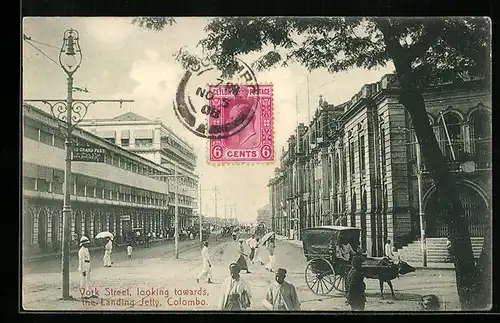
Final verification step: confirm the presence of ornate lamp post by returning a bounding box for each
[24,29,133,300]
[59,29,82,300]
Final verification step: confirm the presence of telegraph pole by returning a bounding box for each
[174,165,179,259]
[214,185,218,241]
[224,198,227,227]
[149,165,187,259]
[24,29,133,300]
[199,181,202,244]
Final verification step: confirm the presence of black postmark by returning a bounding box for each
[172,47,260,140]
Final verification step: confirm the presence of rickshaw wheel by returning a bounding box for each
[304,258,336,296]
[333,273,346,292]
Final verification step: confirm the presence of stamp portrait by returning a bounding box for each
[208,84,274,163]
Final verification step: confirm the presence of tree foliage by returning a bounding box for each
[132,17,176,32]
[133,17,492,310]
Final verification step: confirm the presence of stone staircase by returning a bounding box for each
[396,237,484,266]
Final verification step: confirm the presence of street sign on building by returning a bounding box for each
[120,215,131,221]
[72,145,106,162]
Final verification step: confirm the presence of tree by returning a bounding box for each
[133,17,491,310]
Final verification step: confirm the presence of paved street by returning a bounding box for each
[22,235,460,311]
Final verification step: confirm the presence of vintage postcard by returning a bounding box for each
[21,17,492,312]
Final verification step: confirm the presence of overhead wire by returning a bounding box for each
[23,37,60,68]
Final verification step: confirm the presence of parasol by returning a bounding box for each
[260,231,275,245]
[95,231,114,240]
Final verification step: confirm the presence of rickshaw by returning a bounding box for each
[302,226,361,296]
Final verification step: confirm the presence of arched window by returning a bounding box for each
[351,190,357,227]
[470,109,492,167]
[327,156,332,189]
[334,152,340,187]
[438,112,463,161]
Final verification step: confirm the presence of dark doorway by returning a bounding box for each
[360,189,367,251]
[425,184,488,237]
[52,210,60,251]
[350,191,357,227]
[38,209,47,249]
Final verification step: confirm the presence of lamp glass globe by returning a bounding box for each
[62,53,78,70]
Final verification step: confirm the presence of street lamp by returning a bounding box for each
[24,29,133,300]
[59,29,82,300]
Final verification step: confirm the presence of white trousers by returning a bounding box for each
[79,270,94,295]
[103,250,112,266]
[253,248,263,264]
[198,262,213,280]
[265,255,276,271]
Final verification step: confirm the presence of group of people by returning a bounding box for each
[78,230,442,311]
[196,234,300,311]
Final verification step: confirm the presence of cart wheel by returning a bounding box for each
[304,258,336,296]
[333,274,346,292]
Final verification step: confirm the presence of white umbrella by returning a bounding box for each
[95,231,114,240]
[260,231,275,245]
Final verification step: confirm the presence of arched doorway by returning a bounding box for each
[38,209,47,249]
[424,183,488,237]
[84,211,91,239]
[51,209,60,251]
[74,209,83,246]
[470,109,492,167]
[360,189,367,251]
[23,207,33,248]
[350,190,357,227]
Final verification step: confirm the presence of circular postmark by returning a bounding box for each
[173,50,260,140]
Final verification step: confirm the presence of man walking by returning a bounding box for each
[384,239,394,260]
[246,234,258,264]
[236,239,251,273]
[78,236,97,298]
[265,236,276,272]
[218,263,252,310]
[103,237,113,267]
[254,237,265,265]
[263,268,301,310]
[345,255,366,311]
[197,241,213,284]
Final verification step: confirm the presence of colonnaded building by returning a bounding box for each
[22,105,198,257]
[268,74,491,260]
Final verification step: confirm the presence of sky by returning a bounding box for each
[22,17,395,224]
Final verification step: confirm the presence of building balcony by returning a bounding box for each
[23,190,170,211]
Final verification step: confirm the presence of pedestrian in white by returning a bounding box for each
[197,241,213,283]
[78,236,97,298]
[384,239,394,260]
[126,244,133,258]
[103,237,113,267]
[254,237,265,265]
[246,235,258,264]
[265,237,276,272]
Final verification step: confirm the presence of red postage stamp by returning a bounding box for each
[208,84,274,163]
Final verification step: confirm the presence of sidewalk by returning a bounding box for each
[276,234,455,270]
[25,238,174,262]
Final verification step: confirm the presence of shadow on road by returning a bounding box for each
[365,292,423,301]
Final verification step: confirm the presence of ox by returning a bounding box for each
[360,257,416,299]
